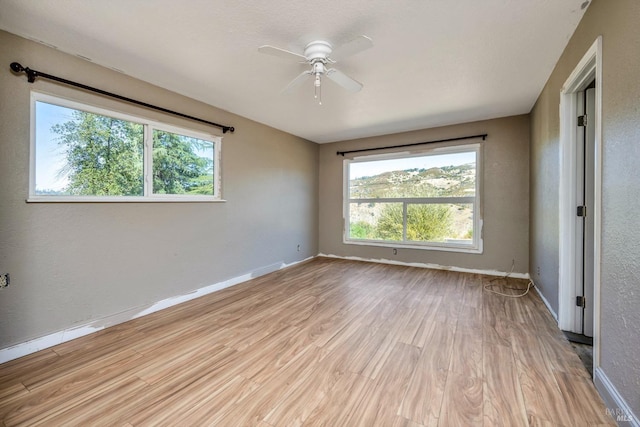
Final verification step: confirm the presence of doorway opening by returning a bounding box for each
[558,37,602,376]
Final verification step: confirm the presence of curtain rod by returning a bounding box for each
[9,62,235,134]
[336,133,487,156]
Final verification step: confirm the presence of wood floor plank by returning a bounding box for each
[398,322,456,426]
[135,343,230,385]
[262,346,347,425]
[342,342,421,427]
[242,325,314,384]
[170,376,261,426]
[0,350,59,384]
[449,330,482,377]
[458,305,482,331]
[302,372,374,427]
[0,350,145,422]
[129,375,259,426]
[0,384,29,411]
[439,371,483,426]
[26,377,149,427]
[393,416,427,427]
[536,332,593,379]
[510,328,572,425]
[0,258,614,426]
[213,345,324,426]
[398,296,442,347]
[483,294,513,347]
[482,343,528,427]
[553,372,616,426]
[527,414,563,426]
[4,373,146,426]
[360,309,417,380]
[343,327,390,375]
[124,347,243,425]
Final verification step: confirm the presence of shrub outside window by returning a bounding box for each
[344,143,482,253]
[30,92,222,202]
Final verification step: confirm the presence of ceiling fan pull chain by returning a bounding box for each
[314,73,322,105]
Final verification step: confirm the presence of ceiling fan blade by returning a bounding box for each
[330,35,373,61]
[282,70,312,94]
[326,68,363,93]
[258,45,307,62]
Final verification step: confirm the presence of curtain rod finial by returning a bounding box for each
[10,62,37,82]
[10,62,24,73]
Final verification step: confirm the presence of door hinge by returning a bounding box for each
[576,295,586,308]
[577,205,587,217]
[578,115,588,127]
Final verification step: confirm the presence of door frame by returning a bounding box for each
[558,36,602,368]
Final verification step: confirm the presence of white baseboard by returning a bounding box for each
[594,367,639,426]
[0,256,314,364]
[532,279,558,320]
[317,253,531,279]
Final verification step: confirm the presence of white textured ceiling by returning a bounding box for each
[0,0,589,143]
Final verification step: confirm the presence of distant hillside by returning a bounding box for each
[350,163,476,199]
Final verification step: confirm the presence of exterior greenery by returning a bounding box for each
[350,203,453,242]
[48,109,214,196]
[52,111,144,196]
[152,129,213,195]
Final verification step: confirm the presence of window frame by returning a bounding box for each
[343,142,483,253]
[28,91,223,203]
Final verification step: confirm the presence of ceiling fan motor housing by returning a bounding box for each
[304,40,332,62]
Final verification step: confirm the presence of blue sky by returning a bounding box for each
[35,101,73,191]
[350,151,475,179]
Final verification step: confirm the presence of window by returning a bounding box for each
[344,143,482,252]
[30,92,222,201]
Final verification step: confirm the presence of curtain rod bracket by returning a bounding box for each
[9,62,235,134]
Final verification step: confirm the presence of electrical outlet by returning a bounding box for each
[297,244,300,252]
[536,266,541,276]
[0,273,9,289]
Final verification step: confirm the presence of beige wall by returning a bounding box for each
[0,30,319,348]
[530,0,640,416]
[319,115,530,273]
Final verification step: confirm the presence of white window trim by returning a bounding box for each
[28,91,224,203]
[343,142,483,253]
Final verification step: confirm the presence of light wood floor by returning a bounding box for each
[0,257,614,426]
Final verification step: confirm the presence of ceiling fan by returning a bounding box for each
[258,35,373,104]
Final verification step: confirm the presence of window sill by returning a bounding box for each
[27,196,226,203]
[344,239,483,254]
